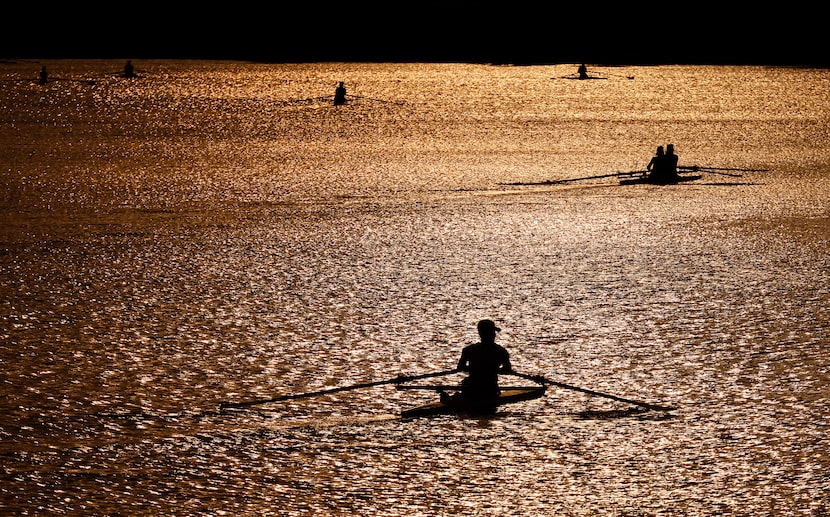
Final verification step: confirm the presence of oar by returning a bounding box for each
[502,170,647,186]
[349,94,405,105]
[680,165,769,172]
[548,172,628,184]
[600,71,635,80]
[276,95,335,106]
[680,165,768,175]
[679,166,742,177]
[219,369,458,409]
[510,372,676,411]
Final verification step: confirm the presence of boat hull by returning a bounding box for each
[559,76,607,80]
[401,386,546,418]
[619,174,702,185]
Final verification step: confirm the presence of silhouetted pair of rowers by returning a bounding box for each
[646,144,679,181]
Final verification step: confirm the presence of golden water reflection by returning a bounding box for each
[1,61,829,516]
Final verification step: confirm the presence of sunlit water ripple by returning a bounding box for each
[1,60,829,515]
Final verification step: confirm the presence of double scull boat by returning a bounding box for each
[618,173,703,185]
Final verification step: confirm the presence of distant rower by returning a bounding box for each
[334,81,347,105]
[665,144,679,177]
[646,143,680,181]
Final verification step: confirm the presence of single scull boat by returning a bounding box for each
[399,385,547,418]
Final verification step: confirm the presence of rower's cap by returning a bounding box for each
[477,319,501,332]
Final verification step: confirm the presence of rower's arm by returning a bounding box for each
[500,352,513,373]
[457,350,469,372]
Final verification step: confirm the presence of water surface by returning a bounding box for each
[1,60,829,515]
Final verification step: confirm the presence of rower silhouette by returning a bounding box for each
[664,144,679,178]
[646,144,680,182]
[334,81,347,105]
[647,146,665,179]
[38,66,48,85]
[124,60,136,78]
[444,319,513,406]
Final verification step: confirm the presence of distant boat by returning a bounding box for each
[555,73,634,81]
[501,170,704,187]
[560,75,607,80]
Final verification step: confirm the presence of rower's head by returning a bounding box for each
[477,319,500,342]
[656,146,664,155]
[666,144,675,154]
